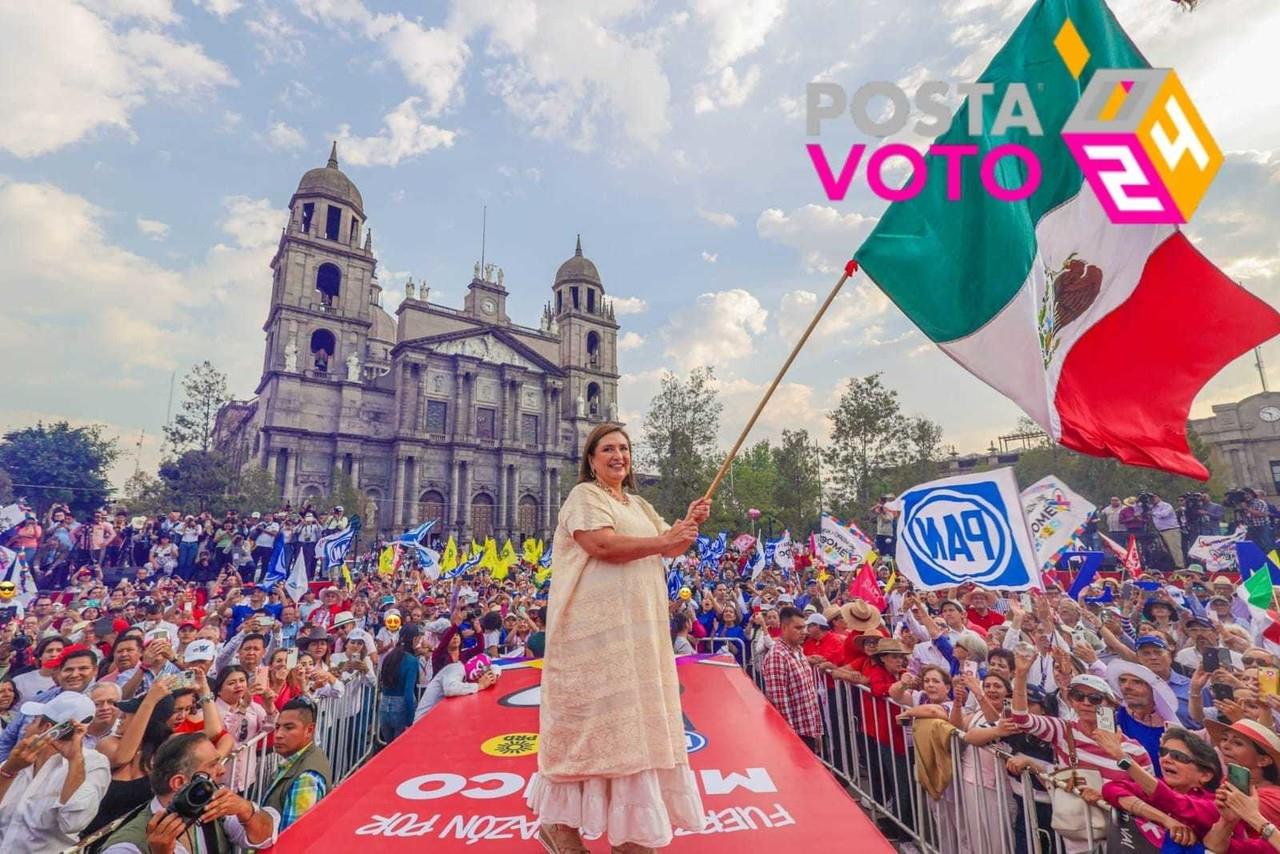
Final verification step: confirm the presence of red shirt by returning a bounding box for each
[861,662,908,753]
[966,607,1004,631]
[842,626,890,674]
[803,631,847,668]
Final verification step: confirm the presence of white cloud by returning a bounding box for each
[265,120,306,151]
[693,0,786,69]
[756,204,877,274]
[135,215,169,240]
[693,64,762,113]
[608,296,648,316]
[0,0,234,158]
[457,2,672,150]
[617,331,645,351]
[246,5,306,65]
[697,208,738,229]
[193,0,242,18]
[701,251,718,263]
[221,110,243,130]
[776,285,891,346]
[219,196,286,249]
[296,0,469,116]
[662,289,767,367]
[332,98,456,167]
[715,376,833,446]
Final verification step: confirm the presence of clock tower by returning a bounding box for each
[464,263,509,325]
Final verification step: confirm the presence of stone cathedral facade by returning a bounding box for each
[214,146,620,540]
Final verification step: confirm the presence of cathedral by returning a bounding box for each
[214,145,620,540]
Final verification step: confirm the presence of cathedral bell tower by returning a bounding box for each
[551,236,620,451]
[262,142,377,384]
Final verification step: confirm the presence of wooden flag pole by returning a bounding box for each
[703,260,859,501]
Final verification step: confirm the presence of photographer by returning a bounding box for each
[98,732,278,854]
[1148,492,1185,569]
[869,494,899,557]
[0,692,110,852]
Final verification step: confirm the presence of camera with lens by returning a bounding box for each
[1136,492,1153,510]
[1224,488,1248,508]
[167,772,218,822]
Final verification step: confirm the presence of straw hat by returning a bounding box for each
[840,600,884,633]
[1205,718,1280,771]
[870,638,909,658]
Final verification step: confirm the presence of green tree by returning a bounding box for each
[771,429,822,535]
[322,469,364,519]
[638,367,722,521]
[164,361,230,454]
[707,440,778,533]
[156,450,238,513]
[0,421,118,516]
[230,467,282,515]
[120,470,168,517]
[0,467,12,504]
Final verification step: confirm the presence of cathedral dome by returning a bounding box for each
[295,142,364,214]
[370,305,396,343]
[554,235,601,286]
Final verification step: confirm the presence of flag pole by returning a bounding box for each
[703,260,859,501]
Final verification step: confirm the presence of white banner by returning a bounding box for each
[815,513,876,569]
[1019,475,1096,575]
[0,504,25,532]
[888,467,1041,591]
[1189,528,1247,573]
[773,531,794,571]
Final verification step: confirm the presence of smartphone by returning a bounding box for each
[144,628,168,644]
[962,660,979,679]
[1095,705,1116,733]
[1260,667,1280,696]
[1228,762,1252,794]
[175,669,198,691]
[1202,647,1222,672]
[1212,682,1236,701]
[286,649,299,669]
[1019,593,1033,611]
[33,719,76,747]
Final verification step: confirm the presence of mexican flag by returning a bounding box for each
[854,0,1280,479]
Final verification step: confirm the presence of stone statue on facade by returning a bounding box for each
[575,394,586,417]
[496,267,504,286]
[283,339,298,372]
[346,352,361,381]
[404,277,416,300]
[608,401,618,422]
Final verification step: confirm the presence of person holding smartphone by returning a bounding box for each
[1203,718,1280,850]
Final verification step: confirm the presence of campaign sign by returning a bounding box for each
[890,467,1041,591]
[278,655,889,852]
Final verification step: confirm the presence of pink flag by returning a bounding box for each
[848,561,885,611]
[733,533,756,553]
[1122,535,1143,579]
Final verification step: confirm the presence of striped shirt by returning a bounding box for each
[761,641,822,739]
[1010,711,1153,780]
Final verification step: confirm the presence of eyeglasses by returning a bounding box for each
[1159,746,1197,765]
[1244,656,1270,667]
[1068,689,1107,706]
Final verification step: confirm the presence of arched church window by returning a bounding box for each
[310,329,336,373]
[325,205,342,241]
[586,331,600,367]
[316,264,341,307]
[587,382,600,417]
[587,288,596,313]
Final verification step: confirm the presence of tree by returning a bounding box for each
[230,467,281,515]
[0,421,118,516]
[156,450,238,513]
[0,467,12,505]
[707,440,779,533]
[638,367,723,521]
[322,469,364,520]
[121,471,168,517]
[164,361,230,454]
[771,429,822,535]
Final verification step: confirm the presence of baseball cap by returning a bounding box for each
[20,691,95,725]
[183,639,216,662]
[805,613,829,628]
[179,621,198,631]
[1135,635,1168,650]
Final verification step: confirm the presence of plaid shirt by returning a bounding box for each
[761,640,822,738]
[272,748,329,830]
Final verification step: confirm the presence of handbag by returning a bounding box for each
[1049,726,1110,842]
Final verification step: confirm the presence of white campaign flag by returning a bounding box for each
[888,467,1041,591]
[749,536,767,581]
[284,550,309,602]
[1019,475,1096,575]
[815,513,876,569]
[1189,527,1248,573]
[773,530,795,571]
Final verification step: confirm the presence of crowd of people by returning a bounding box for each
[1,480,1279,852]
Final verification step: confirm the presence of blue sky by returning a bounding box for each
[1,0,1278,487]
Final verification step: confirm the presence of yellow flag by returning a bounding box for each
[818,568,830,583]
[866,550,879,566]
[441,536,458,572]
[534,565,551,587]
[341,563,353,589]
[885,569,898,594]
[480,538,500,572]
[378,545,397,577]
[1269,549,1280,569]
[522,538,540,564]
[500,539,517,567]
[471,540,483,557]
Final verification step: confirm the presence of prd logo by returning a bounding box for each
[1055,18,1222,223]
[900,482,1025,586]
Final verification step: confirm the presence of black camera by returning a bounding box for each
[1136,492,1153,510]
[1224,488,1248,508]
[167,772,218,822]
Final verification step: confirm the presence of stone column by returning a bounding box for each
[266,446,278,479]
[350,455,361,489]
[507,466,517,530]
[416,364,428,433]
[449,363,463,440]
[392,455,406,529]
[458,463,471,534]
[448,458,460,531]
[283,450,297,505]
[541,467,552,535]
[465,373,477,436]
[496,458,507,539]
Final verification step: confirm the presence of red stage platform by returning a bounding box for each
[277,655,892,851]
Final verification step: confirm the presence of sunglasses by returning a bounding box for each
[1068,689,1107,706]
[1159,746,1198,765]
[1244,656,1270,667]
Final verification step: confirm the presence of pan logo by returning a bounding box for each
[685,730,707,755]
[900,482,1024,586]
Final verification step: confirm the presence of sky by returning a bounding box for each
[1,0,1278,489]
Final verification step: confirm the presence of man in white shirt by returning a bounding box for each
[1149,492,1185,569]
[1100,496,1126,533]
[0,691,110,854]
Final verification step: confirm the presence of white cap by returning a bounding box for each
[805,613,830,628]
[21,691,95,725]
[183,639,217,662]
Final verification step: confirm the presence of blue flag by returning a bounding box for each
[1083,588,1114,606]
[398,519,437,545]
[667,566,683,601]
[539,543,553,569]
[444,550,482,580]
[1064,551,1104,599]
[318,525,357,574]
[260,536,287,588]
[1236,542,1280,585]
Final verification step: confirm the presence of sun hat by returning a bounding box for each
[1105,659,1178,721]
[1204,718,1280,771]
[1068,673,1118,703]
[840,600,884,633]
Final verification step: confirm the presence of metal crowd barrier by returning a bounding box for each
[788,664,1107,853]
